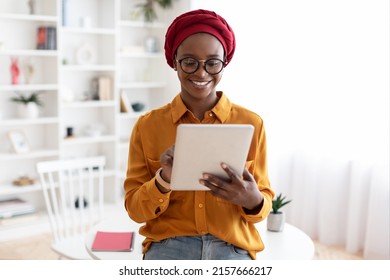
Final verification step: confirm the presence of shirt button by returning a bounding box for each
[158,199,164,203]
[209,113,213,117]
[198,203,203,208]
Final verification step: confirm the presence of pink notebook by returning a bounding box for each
[91,231,134,251]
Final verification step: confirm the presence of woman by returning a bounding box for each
[124,9,274,260]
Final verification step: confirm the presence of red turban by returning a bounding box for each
[164,9,236,68]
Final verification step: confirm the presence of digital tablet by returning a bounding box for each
[170,124,254,191]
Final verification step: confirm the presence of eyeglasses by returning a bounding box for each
[176,57,226,75]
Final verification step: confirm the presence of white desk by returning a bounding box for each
[85,208,314,260]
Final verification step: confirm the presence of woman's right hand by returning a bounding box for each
[159,144,175,183]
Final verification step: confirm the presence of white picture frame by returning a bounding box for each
[8,130,30,154]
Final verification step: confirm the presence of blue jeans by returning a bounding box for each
[143,234,252,260]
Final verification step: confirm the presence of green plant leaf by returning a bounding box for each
[271,193,292,213]
[136,0,174,22]
[10,92,43,106]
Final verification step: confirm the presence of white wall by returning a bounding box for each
[190,0,388,162]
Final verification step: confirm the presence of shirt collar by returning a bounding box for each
[171,94,188,123]
[171,92,232,124]
[211,92,231,123]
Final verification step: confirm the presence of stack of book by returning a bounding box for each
[0,198,36,219]
[36,26,57,50]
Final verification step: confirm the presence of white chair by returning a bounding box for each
[36,156,106,259]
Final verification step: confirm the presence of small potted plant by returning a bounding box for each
[135,0,173,22]
[267,193,292,232]
[10,92,43,119]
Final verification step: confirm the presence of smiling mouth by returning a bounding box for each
[191,80,211,86]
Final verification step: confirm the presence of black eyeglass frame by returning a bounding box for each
[175,57,226,75]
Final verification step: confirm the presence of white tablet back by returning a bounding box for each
[170,124,254,191]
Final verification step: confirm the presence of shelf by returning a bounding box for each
[0,13,57,22]
[62,27,116,35]
[62,100,115,108]
[119,82,165,89]
[0,117,58,126]
[62,135,116,145]
[119,20,166,29]
[0,170,118,197]
[0,150,59,161]
[0,84,58,92]
[0,183,42,196]
[0,212,50,242]
[61,65,116,71]
[0,49,57,57]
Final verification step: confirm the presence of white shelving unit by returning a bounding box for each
[0,0,60,240]
[0,0,188,241]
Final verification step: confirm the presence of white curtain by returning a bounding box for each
[268,152,389,259]
[191,0,390,259]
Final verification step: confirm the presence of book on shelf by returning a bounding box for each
[91,231,134,252]
[120,92,131,113]
[0,198,36,219]
[98,76,112,100]
[91,76,112,101]
[36,26,57,50]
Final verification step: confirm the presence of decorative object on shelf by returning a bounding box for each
[136,0,174,22]
[23,59,34,84]
[65,127,75,139]
[61,87,75,102]
[10,57,20,85]
[120,92,131,113]
[36,26,57,50]
[83,123,106,137]
[12,175,35,186]
[267,193,292,232]
[131,102,145,112]
[62,0,69,26]
[28,0,36,15]
[75,43,96,65]
[80,17,92,28]
[8,130,30,154]
[144,36,159,53]
[10,92,42,118]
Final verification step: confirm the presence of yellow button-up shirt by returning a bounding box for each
[124,92,274,259]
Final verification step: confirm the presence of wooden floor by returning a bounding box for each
[0,232,363,260]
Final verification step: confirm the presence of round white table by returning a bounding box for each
[85,207,314,260]
[85,207,144,260]
[256,221,315,260]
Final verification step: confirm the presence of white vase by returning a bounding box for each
[267,212,286,232]
[17,103,39,118]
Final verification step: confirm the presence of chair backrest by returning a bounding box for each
[36,156,106,243]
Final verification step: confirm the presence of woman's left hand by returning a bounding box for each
[199,163,263,210]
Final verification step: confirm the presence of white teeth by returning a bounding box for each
[192,81,209,86]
